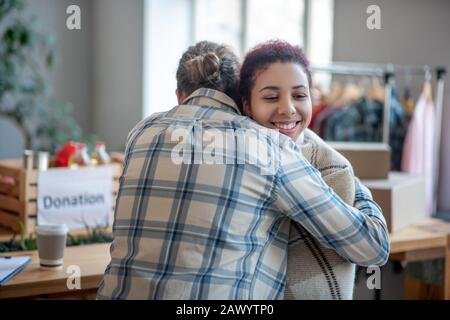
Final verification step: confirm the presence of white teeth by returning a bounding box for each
[274,122,297,130]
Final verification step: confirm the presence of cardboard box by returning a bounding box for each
[328,142,391,179]
[361,172,426,232]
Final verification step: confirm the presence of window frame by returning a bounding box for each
[142,0,334,116]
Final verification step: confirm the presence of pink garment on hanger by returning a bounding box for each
[401,94,435,216]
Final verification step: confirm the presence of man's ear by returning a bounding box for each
[242,100,252,117]
[176,89,186,104]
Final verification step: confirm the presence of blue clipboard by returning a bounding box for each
[0,256,31,285]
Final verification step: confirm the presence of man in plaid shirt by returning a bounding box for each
[97,41,389,300]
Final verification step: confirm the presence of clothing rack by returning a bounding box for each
[311,62,447,216]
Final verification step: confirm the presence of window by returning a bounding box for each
[143,0,192,118]
[246,0,305,52]
[143,0,334,116]
[194,0,242,54]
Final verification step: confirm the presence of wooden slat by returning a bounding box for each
[0,194,23,214]
[0,164,21,198]
[0,209,21,233]
[26,185,37,199]
[23,168,36,207]
[27,201,37,215]
[0,225,14,241]
[25,170,38,184]
[0,184,20,198]
[0,185,20,198]
[0,176,20,193]
[0,159,23,168]
[0,163,22,175]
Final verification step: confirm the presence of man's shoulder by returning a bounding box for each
[134,111,167,130]
[126,111,169,145]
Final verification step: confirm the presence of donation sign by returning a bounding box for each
[37,166,113,230]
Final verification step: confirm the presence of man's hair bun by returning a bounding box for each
[176,40,240,104]
[184,52,221,85]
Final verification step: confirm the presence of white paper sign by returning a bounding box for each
[37,166,113,230]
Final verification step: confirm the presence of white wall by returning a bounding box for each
[143,0,191,117]
[91,0,144,152]
[0,0,144,158]
[29,0,93,133]
[333,0,450,212]
[0,0,92,159]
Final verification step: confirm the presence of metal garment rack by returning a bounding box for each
[311,62,447,216]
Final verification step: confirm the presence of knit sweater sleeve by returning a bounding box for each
[322,167,355,206]
[300,128,356,206]
[274,139,390,267]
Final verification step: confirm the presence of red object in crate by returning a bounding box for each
[54,141,78,167]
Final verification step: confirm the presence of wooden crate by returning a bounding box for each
[0,159,122,234]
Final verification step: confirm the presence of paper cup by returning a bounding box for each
[35,224,68,269]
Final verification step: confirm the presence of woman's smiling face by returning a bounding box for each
[244,62,312,141]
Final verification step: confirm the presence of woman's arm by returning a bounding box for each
[274,141,390,267]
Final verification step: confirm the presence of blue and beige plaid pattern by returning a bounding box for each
[97,88,390,300]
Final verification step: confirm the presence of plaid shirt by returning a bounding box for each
[97,88,390,300]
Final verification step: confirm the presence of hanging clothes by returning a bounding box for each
[323,98,382,142]
[311,104,337,137]
[401,92,436,216]
[323,89,410,170]
[401,87,415,114]
[308,102,326,130]
[390,92,412,170]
